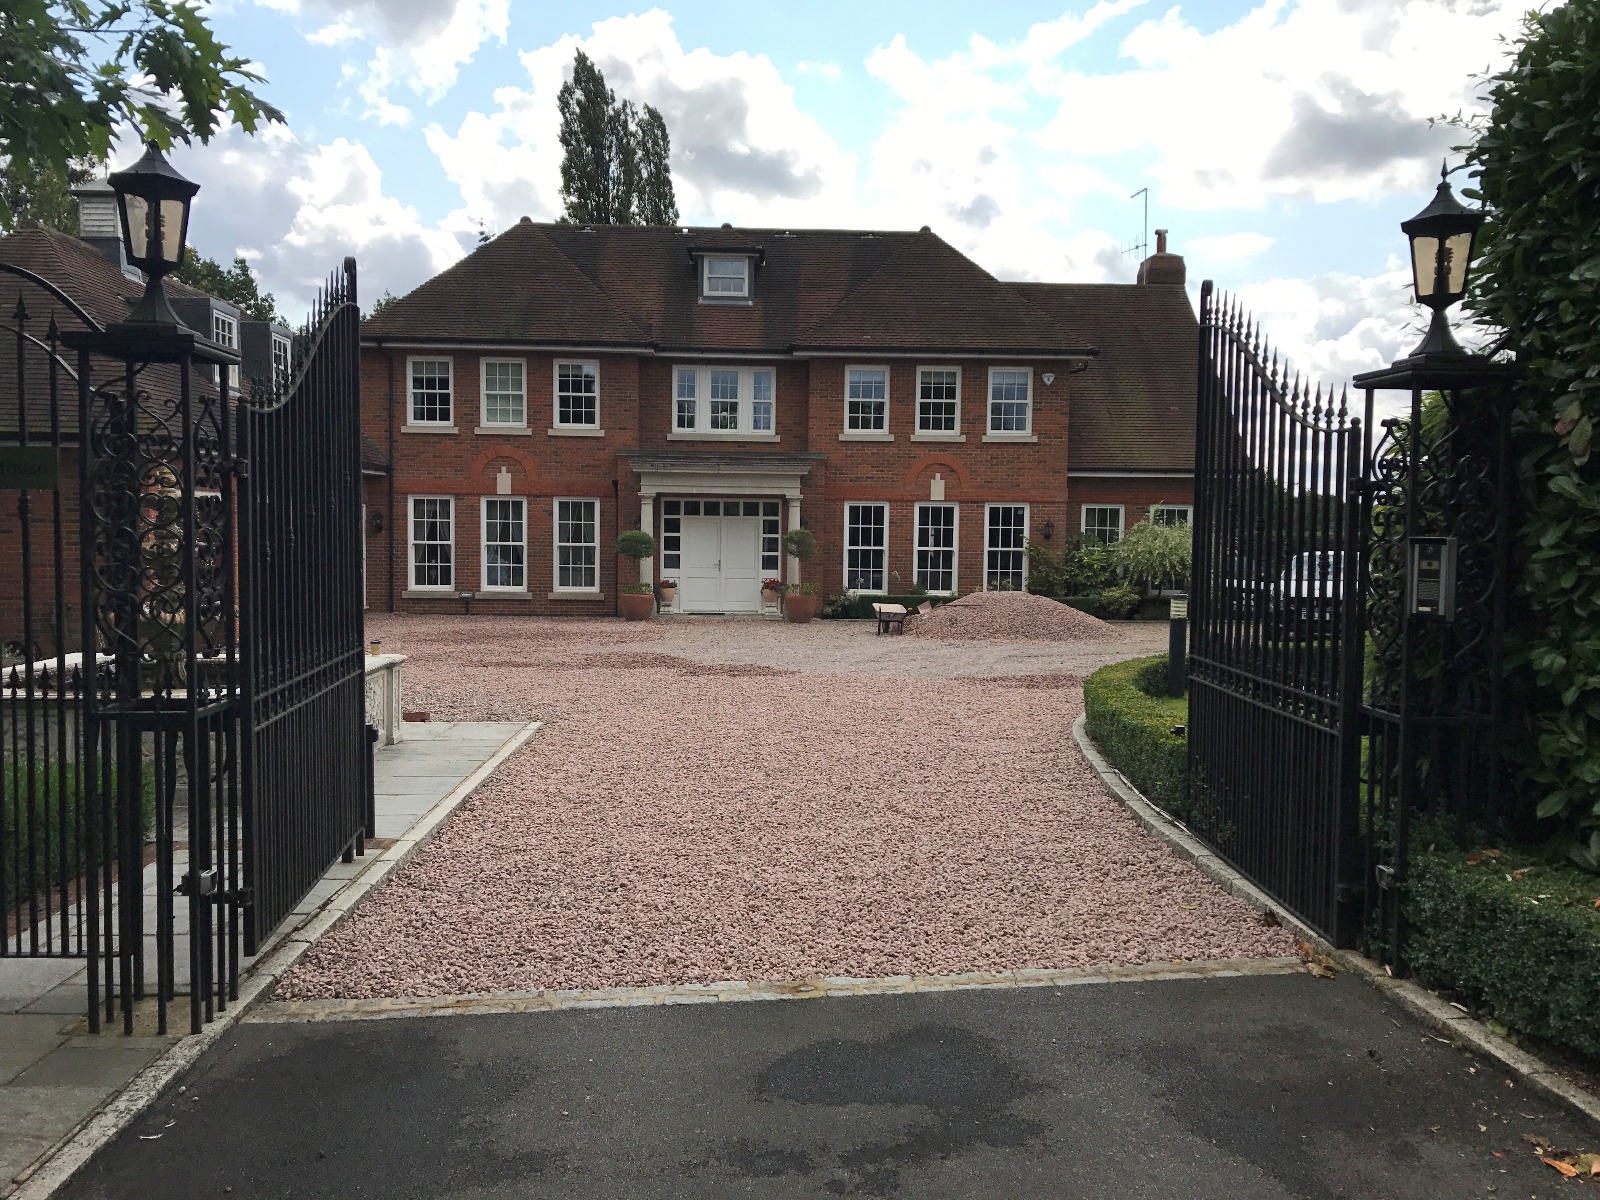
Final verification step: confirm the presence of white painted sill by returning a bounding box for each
[839,432,894,442]
[667,433,780,443]
[401,589,461,599]
[548,426,605,438]
[477,589,532,599]
[401,425,458,435]
[476,425,532,436]
[547,590,605,601]
[911,432,966,442]
[982,433,1038,444]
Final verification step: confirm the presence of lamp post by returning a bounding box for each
[107,141,200,328]
[1397,163,1486,365]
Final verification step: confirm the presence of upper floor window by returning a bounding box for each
[553,360,597,428]
[672,365,776,436]
[481,359,526,427]
[271,334,291,389]
[212,311,239,390]
[988,368,1032,434]
[846,367,888,432]
[917,367,960,433]
[409,357,453,425]
[701,256,750,299]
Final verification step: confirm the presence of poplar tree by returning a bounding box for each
[556,50,677,226]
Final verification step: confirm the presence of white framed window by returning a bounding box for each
[701,256,750,299]
[408,357,453,425]
[409,496,454,589]
[481,497,526,591]
[1152,504,1192,527]
[553,360,598,428]
[846,367,889,432]
[988,367,1033,434]
[915,503,958,594]
[985,504,1029,591]
[917,367,961,434]
[554,498,599,592]
[760,501,781,572]
[1081,504,1125,545]
[671,366,777,436]
[752,369,774,433]
[211,311,239,390]
[844,503,888,593]
[271,334,291,389]
[471,359,524,427]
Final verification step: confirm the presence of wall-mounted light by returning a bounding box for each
[368,509,384,534]
[1042,519,1055,539]
[1042,372,1056,385]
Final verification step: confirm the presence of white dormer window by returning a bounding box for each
[702,256,749,299]
[271,334,291,388]
[211,311,239,390]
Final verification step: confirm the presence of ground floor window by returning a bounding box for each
[760,504,781,573]
[555,498,599,591]
[409,496,453,589]
[482,497,525,590]
[915,503,957,593]
[844,503,887,592]
[1152,504,1192,527]
[1081,504,1125,545]
[985,504,1028,591]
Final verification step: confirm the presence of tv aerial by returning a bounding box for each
[1120,187,1150,261]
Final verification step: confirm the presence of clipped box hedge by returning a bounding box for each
[1082,655,1189,818]
[1406,848,1600,1059]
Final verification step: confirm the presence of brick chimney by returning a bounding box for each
[1137,227,1186,286]
[70,177,130,274]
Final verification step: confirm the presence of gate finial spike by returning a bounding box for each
[12,293,27,324]
[1337,384,1349,419]
[46,314,59,343]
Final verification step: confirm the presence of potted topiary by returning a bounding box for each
[616,529,657,621]
[780,528,819,623]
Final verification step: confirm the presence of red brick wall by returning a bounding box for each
[362,348,1193,612]
[0,448,83,654]
[1066,475,1196,539]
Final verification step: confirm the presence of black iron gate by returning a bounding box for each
[1189,283,1519,959]
[1,254,366,1033]
[1188,282,1367,945]
[240,259,368,952]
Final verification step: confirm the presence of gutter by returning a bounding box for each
[380,341,397,614]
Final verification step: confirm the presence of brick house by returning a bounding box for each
[360,220,1195,616]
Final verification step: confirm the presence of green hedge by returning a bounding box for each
[1082,655,1189,817]
[3,762,154,912]
[1406,847,1600,1058]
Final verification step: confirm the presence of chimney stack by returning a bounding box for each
[1137,227,1184,286]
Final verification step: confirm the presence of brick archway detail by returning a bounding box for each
[467,446,538,489]
[904,455,972,493]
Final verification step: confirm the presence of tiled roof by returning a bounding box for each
[0,224,221,435]
[360,433,389,473]
[1014,282,1197,472]
[363,221,1094,357]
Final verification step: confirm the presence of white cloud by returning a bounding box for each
[306,21,360,46]
[795,60,842,82]
[1188,232,1276,265]
[175,125,465,319]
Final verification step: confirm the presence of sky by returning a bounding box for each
[152,0,1531,390]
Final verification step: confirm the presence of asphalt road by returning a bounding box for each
[60,972,1594,1199]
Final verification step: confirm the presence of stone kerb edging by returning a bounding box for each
[6,719,543,1200]
[1071,713,1600,1132]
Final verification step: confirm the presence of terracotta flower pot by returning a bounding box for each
[782,593,819,624]
[659,586,678,606]
[760,587,778,605]
[619,592,655,621]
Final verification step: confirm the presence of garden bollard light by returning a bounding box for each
[1168,593,1188,698]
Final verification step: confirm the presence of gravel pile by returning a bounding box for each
[905,591,1114,642]
[279,617,1293,1001]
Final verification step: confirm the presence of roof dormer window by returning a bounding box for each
[702,255,750,300]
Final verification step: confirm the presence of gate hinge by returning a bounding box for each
[1374,864,1399,891]
[235,457,250,479]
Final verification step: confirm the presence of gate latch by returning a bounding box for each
[178,868,219,897]
[1374,864,1397,891]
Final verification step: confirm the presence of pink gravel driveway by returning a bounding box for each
[279,615,1295,1000]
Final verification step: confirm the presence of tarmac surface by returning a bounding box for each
[55,970,1596,1199]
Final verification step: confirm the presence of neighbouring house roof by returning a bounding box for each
[1013,282,1198,473]
[360,433,389,474]
[363,220,1097,358]
[0,223,222,436]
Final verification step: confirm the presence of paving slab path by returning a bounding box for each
[57,972,1599,1199]
[279,614,1294,1000]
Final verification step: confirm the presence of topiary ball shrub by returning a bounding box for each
[616,529,655,561]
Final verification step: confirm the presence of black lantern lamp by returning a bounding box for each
[108,141,200,327]
[1398,163,1485,363]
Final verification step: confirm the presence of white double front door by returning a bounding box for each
[679,514,762,613]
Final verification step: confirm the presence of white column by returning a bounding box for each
[786,496,801,582]
[639,492,655,585]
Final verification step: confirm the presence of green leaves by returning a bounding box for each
[1463,2,1600,866]
[0,0,283,228]
[556,49,677,226]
